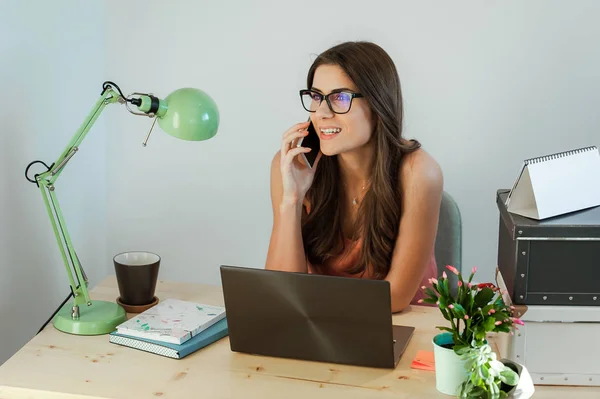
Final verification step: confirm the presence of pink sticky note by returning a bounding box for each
[411,350,435,371]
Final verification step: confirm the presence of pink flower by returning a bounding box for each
[436,301,439,305]
[510,306,515,310]
[468,283,472,288]
[442,271,447,279]
[472,266,477,274]
[446,265,460,275]
[421,286,426,290]
[448,304,455,309]
[511,317,525,326]
[464,315,469,320]
[458,281,463,287]
[488,309,496,315]
[418,299,424,304]
[495,321,502,325]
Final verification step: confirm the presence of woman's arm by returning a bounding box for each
[265,151,308,273]
[385,149,444,312]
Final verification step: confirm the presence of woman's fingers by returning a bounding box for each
[282,147,312,168]
[280,129,309,156]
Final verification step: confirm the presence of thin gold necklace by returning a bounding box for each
[347,179,371,206]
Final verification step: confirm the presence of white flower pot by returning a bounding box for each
[432,332,470,396]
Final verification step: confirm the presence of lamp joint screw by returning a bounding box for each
[521,274,525,278]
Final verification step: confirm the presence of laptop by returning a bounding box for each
[219,265,415,369]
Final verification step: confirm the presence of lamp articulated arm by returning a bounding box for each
[25,84,123,314]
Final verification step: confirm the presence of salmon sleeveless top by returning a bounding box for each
[304,202,438,306]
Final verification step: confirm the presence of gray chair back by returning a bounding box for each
[434,191,462,294]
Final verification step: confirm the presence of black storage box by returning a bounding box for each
[496,189,600,306]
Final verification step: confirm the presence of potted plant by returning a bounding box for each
[419,265,526,398]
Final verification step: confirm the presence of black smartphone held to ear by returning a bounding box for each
[297,119,320,168]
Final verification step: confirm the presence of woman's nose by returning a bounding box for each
[315,99,334,118]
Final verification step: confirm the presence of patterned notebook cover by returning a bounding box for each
[115,298,226,345]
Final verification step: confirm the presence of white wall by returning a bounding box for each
[104,0,600,287]
[0,2,106,364]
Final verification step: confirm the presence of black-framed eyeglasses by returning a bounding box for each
[299,89,364,114]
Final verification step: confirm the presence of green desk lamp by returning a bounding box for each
[25,81,219,335]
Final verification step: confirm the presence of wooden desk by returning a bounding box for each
[0,276,597,399]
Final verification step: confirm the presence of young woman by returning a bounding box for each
[265,41,443,312]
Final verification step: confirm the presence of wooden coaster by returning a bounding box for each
[116,296,159,313]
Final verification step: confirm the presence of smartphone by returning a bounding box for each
[297,119,320,168]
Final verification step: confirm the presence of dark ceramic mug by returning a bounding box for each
[114,251,160,306]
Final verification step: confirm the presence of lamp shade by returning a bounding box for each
[156,88,219,141]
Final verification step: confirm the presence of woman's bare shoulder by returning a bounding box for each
[399,148,443,196]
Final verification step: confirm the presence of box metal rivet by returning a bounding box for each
[565,377,568,381]
[518,333,521,337]
[590,378,593,382]
[519,295,523,299]
[521,251,526,255]
[518,230,523,235]
[543,296,547,300]
[594,297,597,301]
[569,296,573,300]
[520,274,525,278]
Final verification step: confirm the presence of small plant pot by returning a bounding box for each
[432,332,470,396]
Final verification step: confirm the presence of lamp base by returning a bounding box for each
[53,299,127,335]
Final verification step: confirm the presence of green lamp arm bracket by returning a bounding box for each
[24,83,123,310]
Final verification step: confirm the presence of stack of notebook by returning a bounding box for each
[109,298,228,359]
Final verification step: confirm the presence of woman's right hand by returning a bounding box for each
[279,121,322,205]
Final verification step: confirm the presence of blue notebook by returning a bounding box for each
[109,318,228,359]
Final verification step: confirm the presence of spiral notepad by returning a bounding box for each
[505,145,600,220]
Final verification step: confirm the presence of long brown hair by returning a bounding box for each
[302,41,421,279]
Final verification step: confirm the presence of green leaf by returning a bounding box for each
[474,287,495,308]
[482,304,493,315]
[495,324,511,333]
[454,345,471,356]
[439,295,448,309]
[484,316,497,332]
[480,364,490,379]
[435,326,454,333]
[452,303,467,319]
[424,287,438,299]
[499,369,519,386]
[475,326,487,341]
[422,297,437,305]
[467,386,488,399]
[439,277,449,298]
